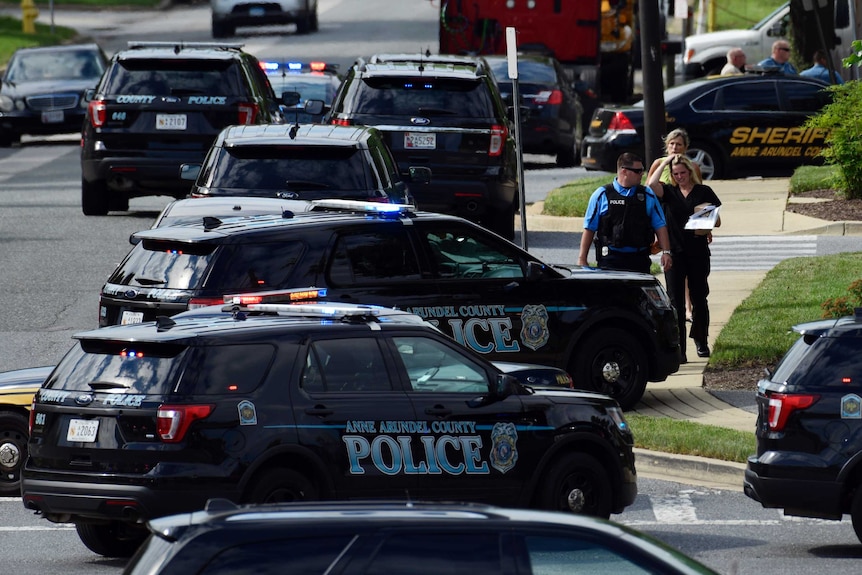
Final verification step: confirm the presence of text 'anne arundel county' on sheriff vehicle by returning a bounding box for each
[728,126,830,159]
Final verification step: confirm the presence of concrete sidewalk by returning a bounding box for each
[525,176,862,490]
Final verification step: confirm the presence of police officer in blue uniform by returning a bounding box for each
[577,153,672,274]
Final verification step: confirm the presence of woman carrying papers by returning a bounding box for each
[647,154,722,363]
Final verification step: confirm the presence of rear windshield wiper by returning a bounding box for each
[416,107,456,115]
[88,381,131,390]
[281,181,331,190]
[133,277,167,286]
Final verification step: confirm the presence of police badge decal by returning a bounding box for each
[490,422,518,473]
[520,304,550,351]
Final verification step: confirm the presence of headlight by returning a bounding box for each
[0,95,13,112]
[642,284,673,310]
[15,99,26,111]
[607,406,630,433]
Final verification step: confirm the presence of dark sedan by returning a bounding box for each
[581,72,832,179]
[0,43,108,146]
[485,53,586,167]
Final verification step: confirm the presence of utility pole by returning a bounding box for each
[639,0,667,166]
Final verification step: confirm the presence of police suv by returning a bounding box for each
[22,302,637,557]
[98,202,679,410]
[80,41,286,215]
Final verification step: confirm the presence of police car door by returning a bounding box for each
[386,331,548,504]
[289,334,419,498]
[411,219,566,367]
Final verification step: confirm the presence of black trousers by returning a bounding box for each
[664,248,711,356]
[598,250,651,274]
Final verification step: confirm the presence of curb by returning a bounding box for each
[634,448,746,491]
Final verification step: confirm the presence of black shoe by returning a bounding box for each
[680,353,688,364]
[695,341,710,358]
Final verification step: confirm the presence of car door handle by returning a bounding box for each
[424,405,452,416]
[305,406,334,416]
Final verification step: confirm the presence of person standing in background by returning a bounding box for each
[720,47,746,75]
[758,40,798,74]
[800,49,844,84]
[647,154,722,363]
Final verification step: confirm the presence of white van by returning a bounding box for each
[682,0,856,80]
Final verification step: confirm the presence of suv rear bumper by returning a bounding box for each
[743,456,844,519]
[22,476,237,523]
[82,155,202,197]
[408,176,517,218]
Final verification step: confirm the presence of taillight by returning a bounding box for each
[766,393,819,432]
[238,103,258,125]
[533,89,563,105]
[157,404,214,443]
[29,398,36,434]
[489,124,507,156]
[607,111,636,132]
[88,99,106,128]
[331,117,352,126]
[188,297,226,310]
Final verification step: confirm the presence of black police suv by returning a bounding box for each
[744,310,862,543]
[97,202,679,410]
[22,302,637,557]
[124,501,719,575]
[484,53,585,167]
[325,53,519,240]
[183,123,425,205]
[80,41,286,216]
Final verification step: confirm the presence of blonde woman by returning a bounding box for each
[647,128,704,184]
[647,155,721,363]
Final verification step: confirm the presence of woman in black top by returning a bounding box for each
[647,154,721,363]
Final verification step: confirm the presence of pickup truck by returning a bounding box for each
[682,0,853,80]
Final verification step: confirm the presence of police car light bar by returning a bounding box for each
[225,287,328,305]
[127,41,245,51]
[246,303,383,318]
[310,199,412,214]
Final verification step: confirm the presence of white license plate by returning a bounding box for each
[41,110,64,124]
[249,6,264,16]
[67,419,99,443]
[405,132,436,149]
[156,114,187,130]
[121,311,144,325]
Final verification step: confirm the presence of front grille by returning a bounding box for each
[27,93,79,111]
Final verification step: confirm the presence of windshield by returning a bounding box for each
[7,48,104,82]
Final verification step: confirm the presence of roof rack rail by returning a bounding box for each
[126,41,245,51]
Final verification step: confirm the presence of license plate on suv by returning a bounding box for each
[156,114,188,130]
[405,132,436,149]
[67,419,99,443]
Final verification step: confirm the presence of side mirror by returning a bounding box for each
[180,163,201,182]
[407,166,431,184]
[304,99,325,116]
[526,260,546,280]
[492,374,521,399]
[281,90,301,107]
[84,88,95,102]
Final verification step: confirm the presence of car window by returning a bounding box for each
[182,344,277,394]
[45,340,187,394]
[207,145,370,191]
[104,59,244,97]
[718,81,779,112]
[207,242,306,292]
[523,535,654,575]
[393,336,489,393]
[349,77,493,117]
[302,338,392,393]
[365,532,502,575]
[327,229,422,285]
[786,337,862,389]
[7,49,104,82]
[783,81,831,112]
[199,534,355,574]
[108,240,217,290]
[421,224,525,279]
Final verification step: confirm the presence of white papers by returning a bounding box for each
[685,204,720,232]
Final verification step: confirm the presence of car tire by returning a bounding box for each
[571,327,648,411]
[81,178,109,216]
[310,8,319,31]
[246,467,319,503]
[0,130,19,148]
[538,453,612,519]
[109,195,129,212]
[296,12,312,34]
[484,205,516,241]
[75,522,147,558]
[0,412,28,495]
[556,127,582,168]
[851,487,862,544]
[687,143,721,180]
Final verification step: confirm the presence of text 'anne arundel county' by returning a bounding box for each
[729,126,831,158]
